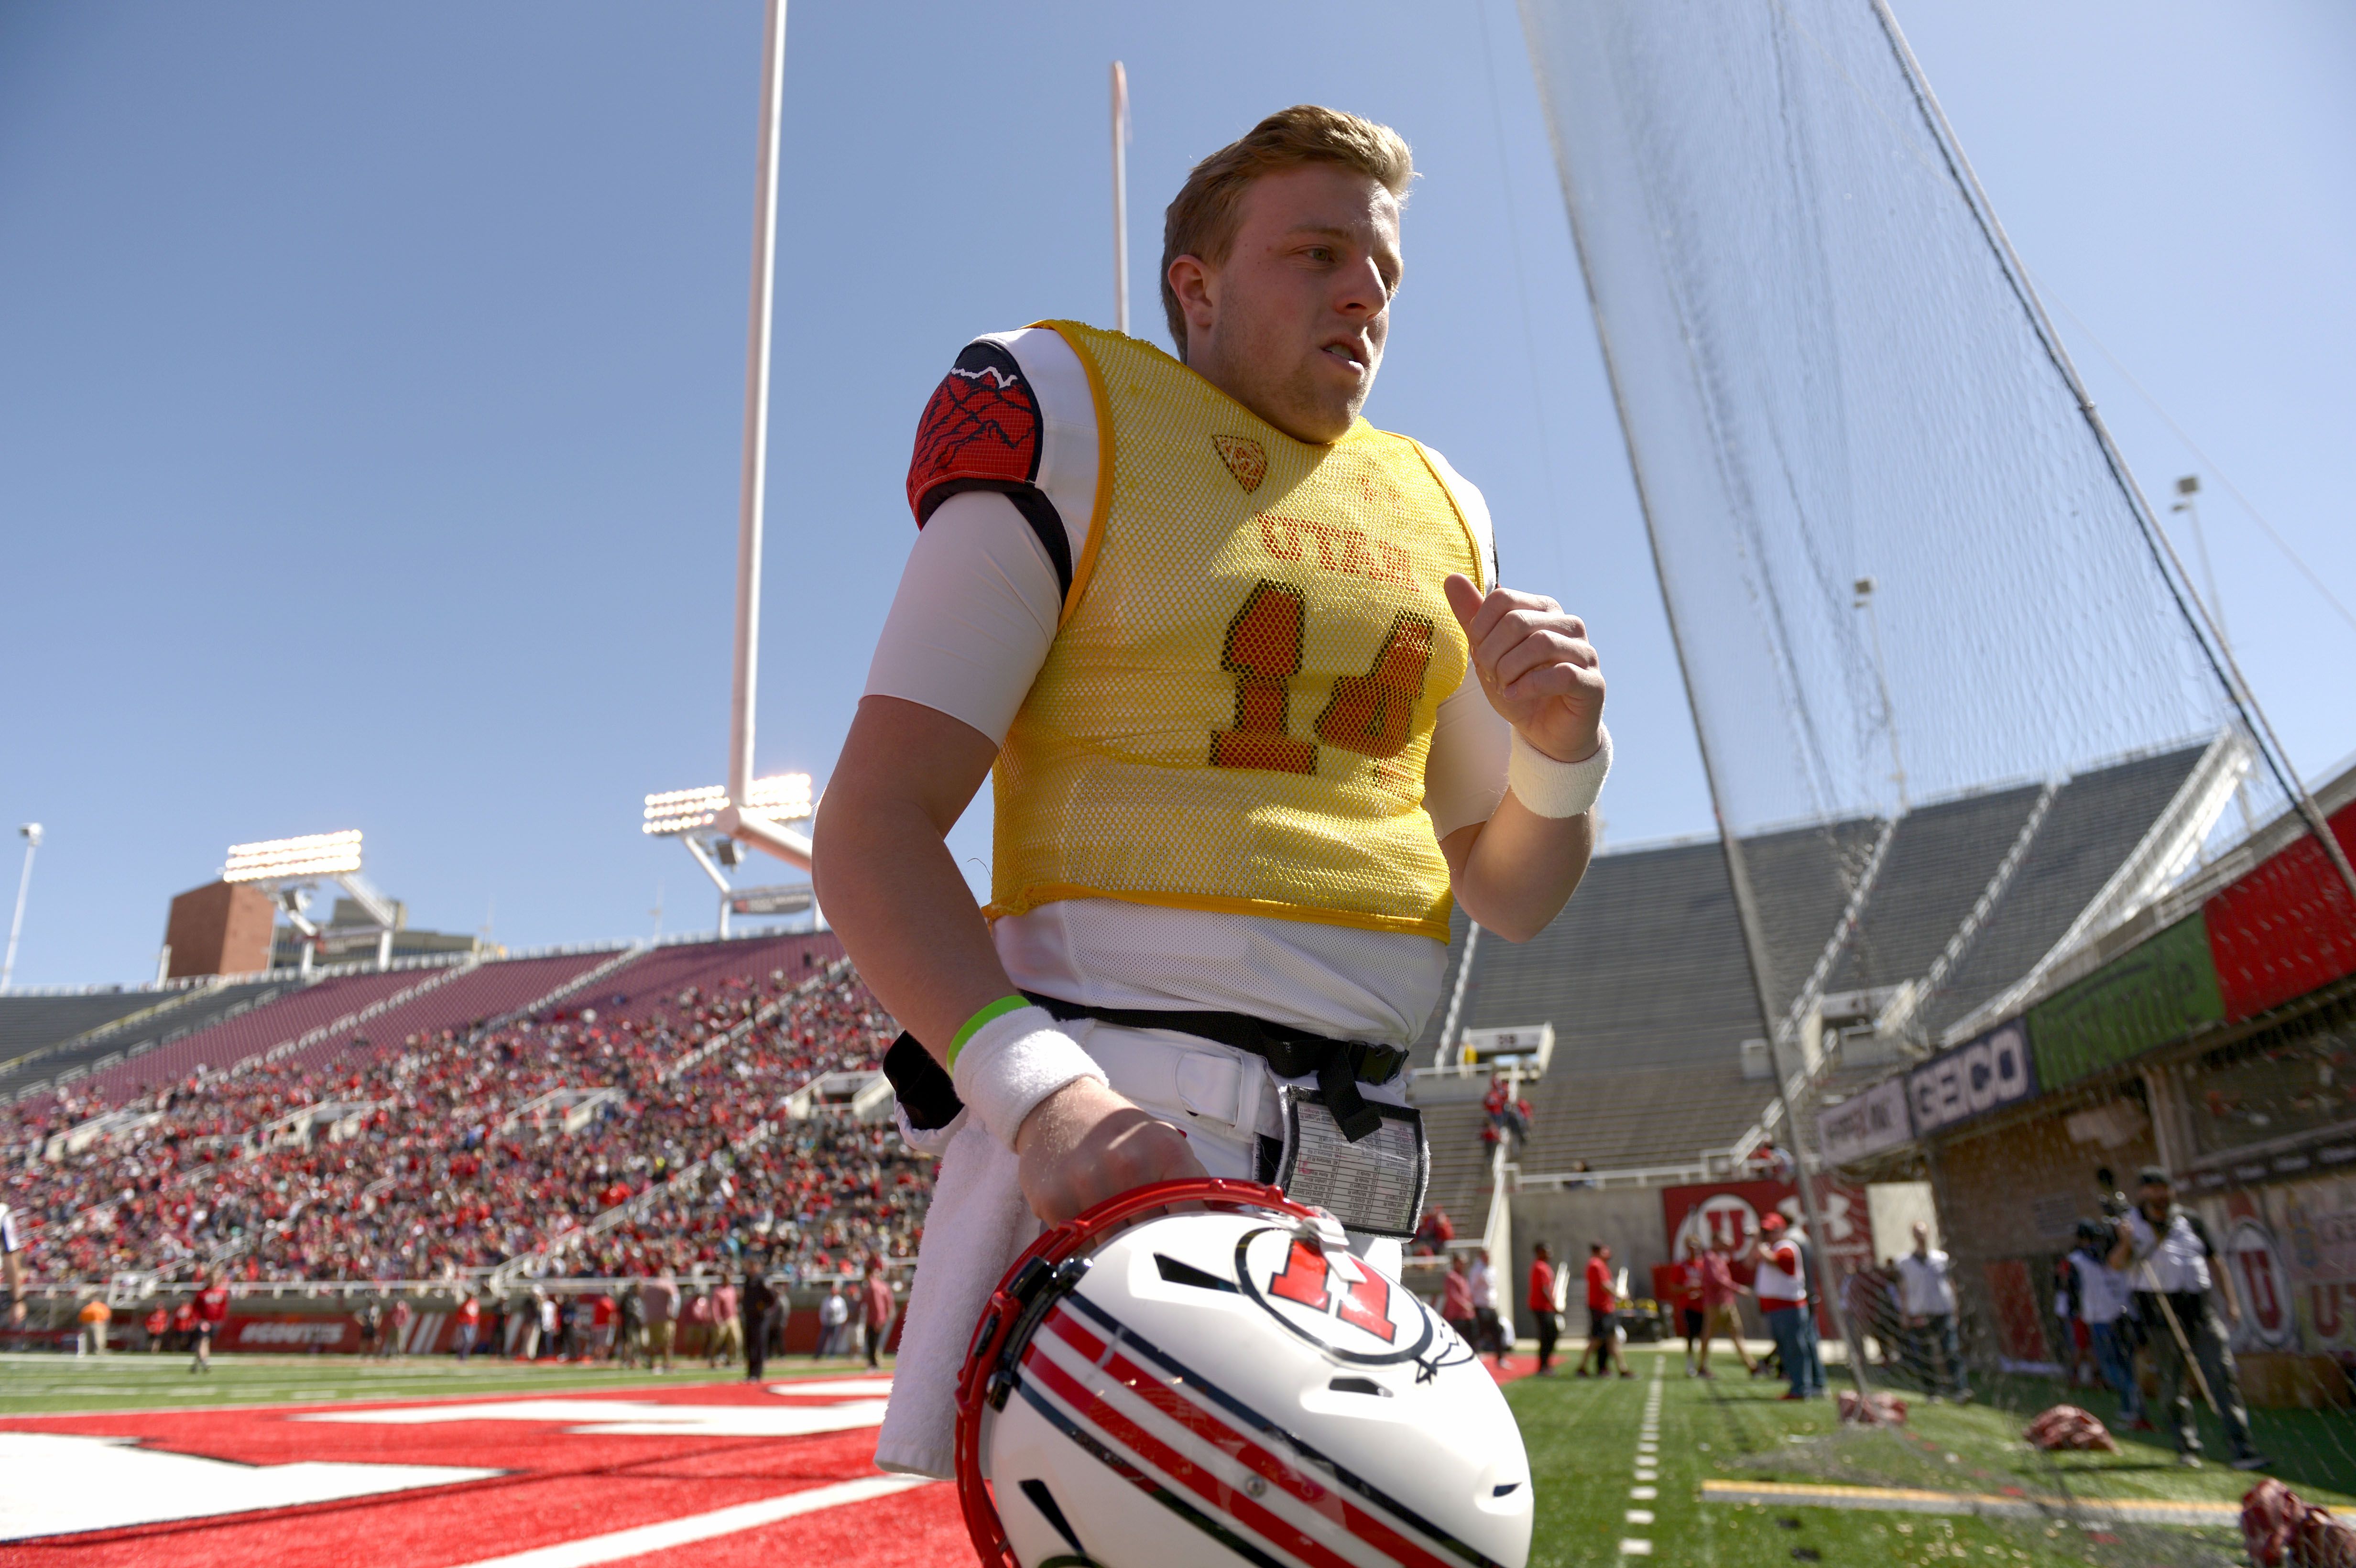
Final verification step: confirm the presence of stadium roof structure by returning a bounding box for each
[1409,737,2232,1221]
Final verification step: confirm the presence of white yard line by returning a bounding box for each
[441,1476,935,1568]
[1620,1354,1667,1560]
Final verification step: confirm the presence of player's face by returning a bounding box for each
[1183,163,1401,444]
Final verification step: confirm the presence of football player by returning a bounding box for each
[815,105,1610,1478]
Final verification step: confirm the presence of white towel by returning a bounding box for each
[874,1116,1040,1479]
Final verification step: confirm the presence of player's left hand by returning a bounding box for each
[1444,575,1604,763]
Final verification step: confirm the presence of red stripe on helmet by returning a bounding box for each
[1031,1307,1461,1568]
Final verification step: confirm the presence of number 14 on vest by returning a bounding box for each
[1214,580,1436,775]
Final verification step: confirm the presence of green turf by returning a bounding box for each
[0,1350,889,1415]
[1509,1344,2354,1568]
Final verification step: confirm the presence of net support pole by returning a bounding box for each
[1517,0,1870,1401]
[1866,0,2356,920]
[728,0,787,813]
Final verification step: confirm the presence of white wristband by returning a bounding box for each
[949,1004,1107,1150]
[1507,723,1611,819]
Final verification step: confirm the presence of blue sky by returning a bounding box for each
[1,1,2349,987]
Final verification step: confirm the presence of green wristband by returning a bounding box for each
[947,995,1032,1072]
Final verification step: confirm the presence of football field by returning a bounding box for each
[5,1345,2349,1565]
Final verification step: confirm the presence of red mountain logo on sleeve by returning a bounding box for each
[906,340,1042,523]
[1212,435,1267,494]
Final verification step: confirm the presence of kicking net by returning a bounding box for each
[1515,0,2356,1551]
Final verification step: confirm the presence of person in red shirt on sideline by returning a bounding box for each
[862,1260,895,1369]
[143,1303,169,1354]
[1577,1242,1630,1378]
[191,1272,230,1375]
[1440,1253,1476,1349]
[455,1295,481,1362]
[1671,1237,1707,1375]
[1695,1237,1758,1379]
[1527,1242,1560,1376]
[1752,1214,1822,1400]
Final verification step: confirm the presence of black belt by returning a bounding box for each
[1022,992,1404,1143]
[879,999,1409,1144]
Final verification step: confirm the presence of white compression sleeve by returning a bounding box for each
[863,490,1062,745]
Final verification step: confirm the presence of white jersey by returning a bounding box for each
[867,327,1514,1046]
[1895,1249,1958,1317]
[2069,1247,2133,1326]
[2122,1206,2212,1295]
[0,1200,18,1254]
[1467,1258,1498,1311]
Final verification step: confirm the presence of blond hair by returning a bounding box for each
[1159,105,1414,356]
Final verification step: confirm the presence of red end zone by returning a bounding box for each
[1,1377,964,1568]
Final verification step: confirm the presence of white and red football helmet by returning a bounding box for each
[956,1178,1533,1568]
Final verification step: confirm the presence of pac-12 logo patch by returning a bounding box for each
[1212,434,1268,494]
[1233,1228,1434,1365]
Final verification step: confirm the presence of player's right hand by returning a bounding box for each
[1014,1077,1208,1226]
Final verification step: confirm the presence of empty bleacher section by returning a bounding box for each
[0,981,284,1104]
[269,950,616,1075]
[1410,742,2214,1225]
[555,932,845,1030]
[0,991,172,1066]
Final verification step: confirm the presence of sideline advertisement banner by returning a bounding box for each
[2202,799,2356,1023]
[1907,1020,2036,1139]
[1817,1076,1912,1165]
[219,1315,363,1353]
[2029,914,2223,1089]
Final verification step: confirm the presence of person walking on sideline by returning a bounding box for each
[191,1271,230,1374]
[1441,1253,1477,1350]
[818,1282,851,1359]
[1469,1250,1509,1370]
[1895,1221,1968,1401]
[862,1262,895,1369]
[1578,1242,1630,1378]
[742,1263,778,1382]
[1753,1217,1820,1400]
[386,1295,412,1361]
[1527,1243,1561,1375]
[2109,1167,2268,1470]
[454,1294,481,1363]
[77,1296,111,1356]
[1694,1238,1757,1378]
[641,1268,680,1373]
[2066,1219,2144,1428]
[709,1277,742,1368]
[1671,1238,1706,1375]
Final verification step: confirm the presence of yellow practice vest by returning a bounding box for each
[986,322,1486,942]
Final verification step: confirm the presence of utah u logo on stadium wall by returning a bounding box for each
[1234,1228,1434,1366]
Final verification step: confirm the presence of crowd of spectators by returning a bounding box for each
[0,962,931,1287]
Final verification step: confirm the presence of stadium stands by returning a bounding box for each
[1410,743,2212,1220]
[0,934,904,1287]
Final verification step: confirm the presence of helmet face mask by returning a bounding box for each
[957,1178,1534,1568]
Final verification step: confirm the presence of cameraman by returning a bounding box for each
[2107,1167,2267,1470]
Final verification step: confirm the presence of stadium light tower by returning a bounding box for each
[707,0,818,881]
[222,830,397,976]
[644,773,814,937]
[2,823,41,992]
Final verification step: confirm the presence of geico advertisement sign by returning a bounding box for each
[1908,1021,2035,1136]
